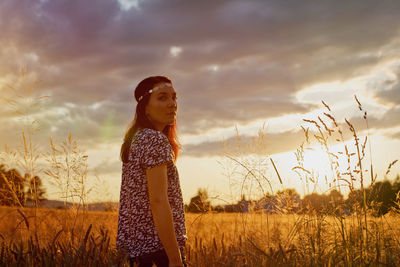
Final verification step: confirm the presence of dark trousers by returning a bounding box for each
[130,248,187,267]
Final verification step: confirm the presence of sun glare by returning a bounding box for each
[302,147,332,181]
[299,142,353,194]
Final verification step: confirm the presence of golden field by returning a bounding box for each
[1,206,400,266]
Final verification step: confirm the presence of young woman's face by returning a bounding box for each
[145,83,177,131]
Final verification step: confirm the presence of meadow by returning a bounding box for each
[0,207,400,266]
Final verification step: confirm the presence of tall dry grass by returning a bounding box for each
[0,206,123,266]
[1,207,399,266]
[185,212,400,266]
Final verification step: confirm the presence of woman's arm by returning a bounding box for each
[146,164,183,267]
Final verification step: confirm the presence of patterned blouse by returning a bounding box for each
[116,128,187,258]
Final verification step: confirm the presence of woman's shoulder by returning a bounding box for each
[135,128,168,144]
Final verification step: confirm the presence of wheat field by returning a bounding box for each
[1,206,400,266]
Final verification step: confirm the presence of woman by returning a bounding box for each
[117,76,187,267]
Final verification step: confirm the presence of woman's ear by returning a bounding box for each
[145,106,151,119]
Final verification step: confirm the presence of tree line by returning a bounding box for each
[186,176,400,216]
[2,161,399,217]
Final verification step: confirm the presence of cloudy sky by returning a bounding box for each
[1,0,399,204]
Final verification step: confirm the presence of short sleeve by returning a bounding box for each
[140,129,173,170]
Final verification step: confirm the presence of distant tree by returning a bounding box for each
[392,175,400,213]
[327,189,344,214]
[276,188,301,213]
[392,175,400,194]
[212,205,225,212]
[25,174,47,207]
[187,188,211,213]
[0,164,25,206]
[302,193,329,214]
[345,179,398,216]
[258,192,278,213]
[328,189,344,203]
[345,189,363,213]
[236,194,253,213]
[368,180,395,216]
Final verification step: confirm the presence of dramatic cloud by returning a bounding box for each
[183,129,305,157]
[1,0,400,157]
[179,97,313,134]
[373,64,400,106]
[182,104,400,158]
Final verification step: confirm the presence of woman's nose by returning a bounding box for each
[168,98,177,108]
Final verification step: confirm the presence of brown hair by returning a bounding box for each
[120,76,181,163]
